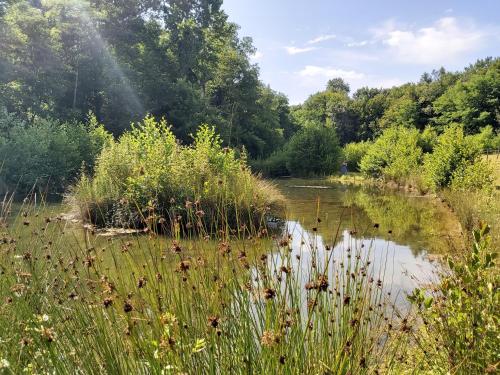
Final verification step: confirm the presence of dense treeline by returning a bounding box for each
[0,0,297,158]
[255,58,500,178]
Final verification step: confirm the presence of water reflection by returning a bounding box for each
[273,179,460,299]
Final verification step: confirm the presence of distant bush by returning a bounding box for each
[73,117,285,231]
[423,124,483,191]
[418,126,438,153]
[342,141,372,172]
[470,125,500,151]
[0,109,111,195]
[285,126,341,176]
[251,150,289,177]
[450,159,494,192]
[360,126,423,184]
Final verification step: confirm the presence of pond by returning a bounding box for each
[270,179,462,303]
[6,178,462,305]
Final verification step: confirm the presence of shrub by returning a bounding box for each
[470,125,500,152]
[73,116,285,231]
[0,109,111,195]
[423,124,482,191]
[285,126,341,176]
[360,126,423,184]
[251,150,289,177]
[418,126,438,153]
[450,159,494,192]
[407,224,499,373]
[342,141,371,171]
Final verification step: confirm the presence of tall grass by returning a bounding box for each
[71,117,285,233]
[0,195,406,374]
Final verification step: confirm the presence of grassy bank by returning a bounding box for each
[72,118,285,234]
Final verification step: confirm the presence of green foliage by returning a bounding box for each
[450,159,494,192]
[285,126,341,177]
[0,109,110,194]
[74,116,284,229]
[423,124,482,190]
[360,127,423,184]
[251,150,289,177]
[470,125,500,151]
[342,141,372,172]
[0,0,293,158]
[406,224,499,374]
[417,126,438,153]
[434,59,500,134]
[379,94,419,129]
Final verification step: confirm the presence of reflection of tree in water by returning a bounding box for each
[345,187,459,256]
[276,179,460,256]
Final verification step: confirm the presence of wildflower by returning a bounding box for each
[41,327,56,343]
[261,330,280,347]
[185,200,193,209]
[208,316,219,328]
[317,275,329,291]
[103,297,113,308]
[218,242,231,255]
[263,288,276,300]
[171,241,182,253]
[343,295,351,305]
[0,359,9,369]
[278,237,289,247]
[280,266,290,274]
[279,355,286,364]
[124,300,133,313]
[195,210,205,218]
[373,223,380,228]
[137,277,147,288]
[177,261,190,272]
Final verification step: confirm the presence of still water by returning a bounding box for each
[8,179,461,302]
[271,179,462,299]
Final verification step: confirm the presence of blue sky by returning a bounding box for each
[222,0,500,104]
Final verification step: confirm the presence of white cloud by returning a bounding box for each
[347,40,370,47]
[307,34,336,44]
[285,46,317,55]
[374,17,489,64]
[299,66,365,80]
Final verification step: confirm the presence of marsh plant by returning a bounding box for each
[72,117,285,232]
[0,196,407,374]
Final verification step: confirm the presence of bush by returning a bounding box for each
[285,126,341,176]
[0,109,111,195]
[251,150,289,177]
[423,124,482,191]
[450,159,494,192]
[407,224,499,373]
[470,125,500,152]
[360,126,423,184]
[73,116,285,231]
[418,126,438,153]
[342,141,371,172]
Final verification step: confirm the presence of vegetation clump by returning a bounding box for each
[73,116,285,232]
[0,109,110,195]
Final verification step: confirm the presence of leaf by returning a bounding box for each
[424,297,433,309]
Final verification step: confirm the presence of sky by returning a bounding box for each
[222,0,500,104]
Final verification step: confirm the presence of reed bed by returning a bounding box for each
[0,194,410,374]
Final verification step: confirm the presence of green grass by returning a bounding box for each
[0,197,407,374]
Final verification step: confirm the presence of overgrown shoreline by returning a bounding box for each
[71,117,286,235]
